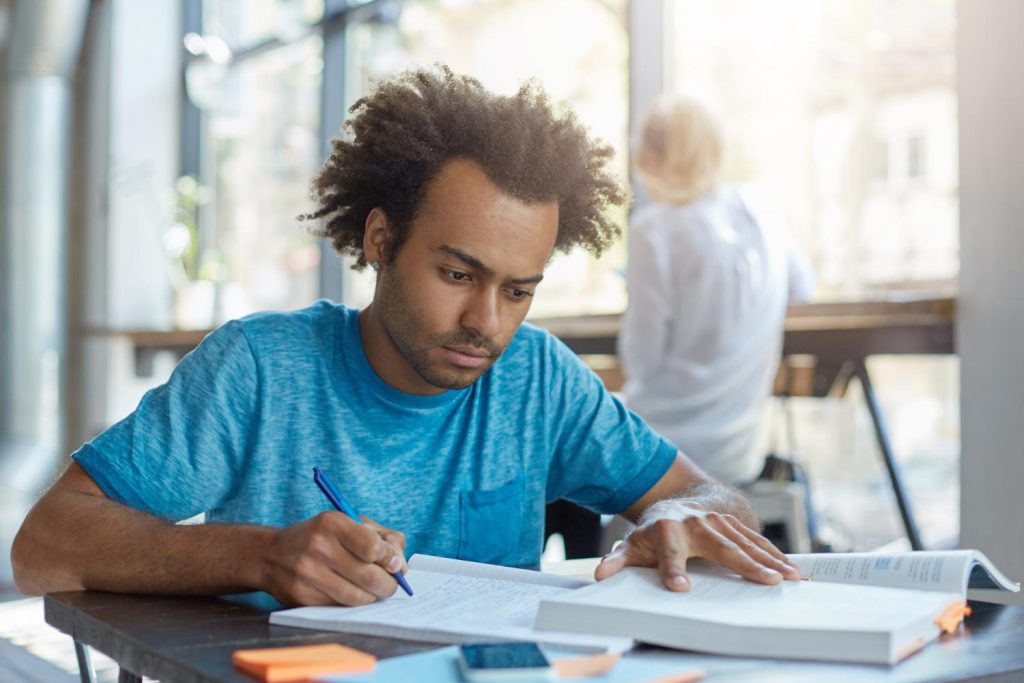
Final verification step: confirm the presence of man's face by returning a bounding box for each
[371,158,558,392]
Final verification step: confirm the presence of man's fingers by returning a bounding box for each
[368,534,406,575]
[361,517,409,569]
[597,522,693,591]
[315,571,380,606]
[280,582,339,607]
[724,515,797,564]
[714,520,798,579]
[316,514,405,593]
[363,534,404,575]
[338,517,404,573]
[687,519,783,586]
[377,531,408,566]
[292,553,382,605]
[725,518,801,579]
[594,548,628,581]
[649,520,691,591]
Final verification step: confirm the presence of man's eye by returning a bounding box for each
[509,288,534,300]
[445,270,470,282]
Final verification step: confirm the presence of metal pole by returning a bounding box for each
[854,361,924,550]
[73,640,96,683]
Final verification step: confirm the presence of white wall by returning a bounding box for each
[958,0,1024,606]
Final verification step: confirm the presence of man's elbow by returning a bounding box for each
[10,512,81,596]
[10,522,43,595]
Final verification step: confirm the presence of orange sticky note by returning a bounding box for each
[550,652,621,678]
[935,600,972,634]
[233,643,376,682]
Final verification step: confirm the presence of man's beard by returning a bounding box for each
[376,268,505,390]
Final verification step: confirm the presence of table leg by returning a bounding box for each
[853,361,924,550]
[74,640,96,683]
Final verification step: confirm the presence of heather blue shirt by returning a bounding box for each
[74,301,677,568]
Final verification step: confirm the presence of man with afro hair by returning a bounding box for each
[14,68,799,608]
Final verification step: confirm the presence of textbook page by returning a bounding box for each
[788,550,1020,594]
[270,555,632,653]
[535,565,960,664]
[539,565,956,633]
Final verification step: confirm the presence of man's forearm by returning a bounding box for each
[641,481,760,531]
[11,490,273,597]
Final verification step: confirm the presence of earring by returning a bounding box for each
[370,260,381,272]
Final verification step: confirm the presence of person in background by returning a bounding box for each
[619,95,815,487]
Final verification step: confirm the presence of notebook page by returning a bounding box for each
[270,567,631,652]
[408,554,591,589]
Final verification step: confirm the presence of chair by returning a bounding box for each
[742,478,813,554]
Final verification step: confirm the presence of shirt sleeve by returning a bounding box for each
[786,235,816,302]
[73,320,260,521]
[617,223,673,385]
[545,336,678,514]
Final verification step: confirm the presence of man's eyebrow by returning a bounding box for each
[438,245,544,285]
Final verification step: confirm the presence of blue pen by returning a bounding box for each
[312,467,414,596]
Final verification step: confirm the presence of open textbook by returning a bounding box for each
[270,555,633,652]
[534,549,1019,665]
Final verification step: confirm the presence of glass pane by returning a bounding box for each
[667,0,957,301]
[199,35,324,319]
[203,0,324,49]
[336,0,629,317]
[665,1,959,550]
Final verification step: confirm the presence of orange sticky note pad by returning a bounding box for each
[233,643,376,682]
[550,652,621,678]
[935,600,973,634]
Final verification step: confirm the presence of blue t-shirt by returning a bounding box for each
[74,301,676,568]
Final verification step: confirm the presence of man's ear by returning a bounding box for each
[363,207,392,266]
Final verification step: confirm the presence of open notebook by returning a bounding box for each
[534,549,1019,665]
[269,555,633,653]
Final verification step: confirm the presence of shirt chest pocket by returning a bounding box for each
[457,475,525,565]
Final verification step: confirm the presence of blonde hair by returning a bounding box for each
[635,96,722,206]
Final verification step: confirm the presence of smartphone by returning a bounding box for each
[458,642,554,682]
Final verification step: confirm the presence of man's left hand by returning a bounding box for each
[594,500,802,591]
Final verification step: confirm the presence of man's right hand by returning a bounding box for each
[262,512,408,606]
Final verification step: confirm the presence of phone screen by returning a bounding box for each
[460,642,550,670]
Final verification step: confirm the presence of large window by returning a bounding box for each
[667,0,957,301]
[180,0,325,324]
[203,0,324,47]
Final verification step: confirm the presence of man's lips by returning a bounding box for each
[445,345,491,358]
[441,345,493,368]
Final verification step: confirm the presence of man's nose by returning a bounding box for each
[460,288,501,340]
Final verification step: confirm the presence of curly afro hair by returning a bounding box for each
[302,66,627,270]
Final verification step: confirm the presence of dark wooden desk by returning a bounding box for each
[44,590,1024,683]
